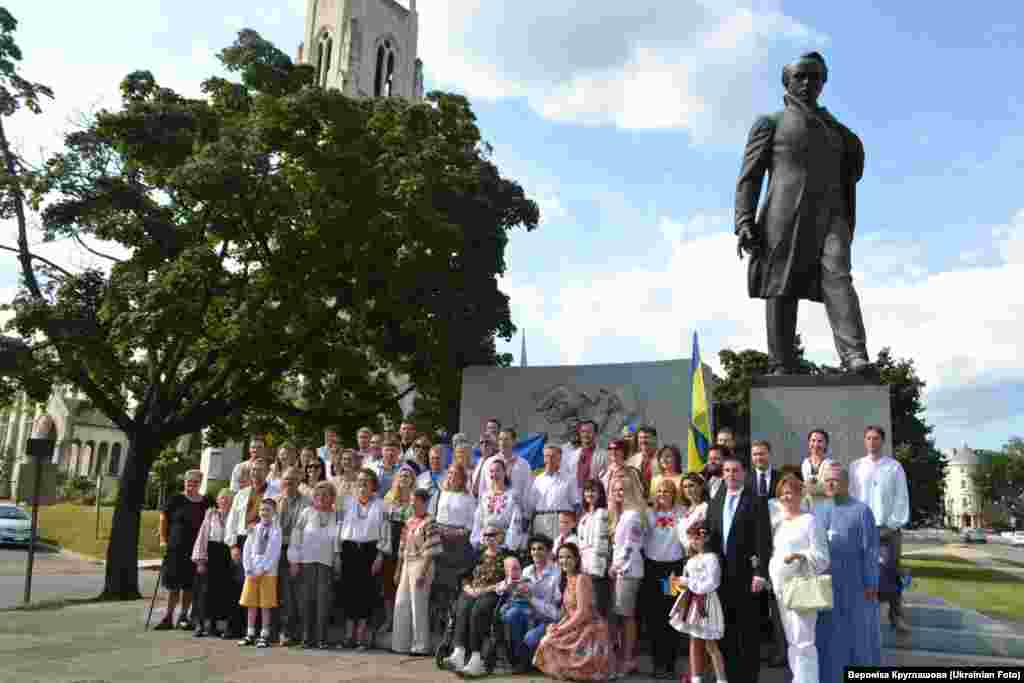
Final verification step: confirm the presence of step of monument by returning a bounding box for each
[883,604,1024,659]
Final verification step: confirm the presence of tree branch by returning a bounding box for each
[0,117,44,300]
[0,244,76,280]
[71,233,124,263]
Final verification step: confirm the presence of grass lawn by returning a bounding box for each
[903,554,1024,624]
[28,503,163,561]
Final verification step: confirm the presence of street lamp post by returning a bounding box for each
[24,415,56,605]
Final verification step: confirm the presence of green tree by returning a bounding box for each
[972,439,1024,517]
[3,24,537,598]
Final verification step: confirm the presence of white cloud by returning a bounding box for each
[419,1,827,141]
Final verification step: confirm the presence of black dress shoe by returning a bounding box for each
[152,620,174,631]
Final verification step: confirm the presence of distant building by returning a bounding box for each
[297,0,423,100]
[944,443,985,528]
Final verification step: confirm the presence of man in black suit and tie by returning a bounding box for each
[748,439,786,667]
[705,454,773,683]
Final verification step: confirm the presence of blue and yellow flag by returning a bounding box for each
[687,332,711,472]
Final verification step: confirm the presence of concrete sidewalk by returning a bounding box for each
[0,599,1021,683]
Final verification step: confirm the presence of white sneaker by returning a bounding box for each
[443,647,466,671]
[461,652,486,677]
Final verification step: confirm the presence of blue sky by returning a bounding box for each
[2,1,1022,451]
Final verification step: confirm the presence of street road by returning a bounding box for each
[0,545,158,609]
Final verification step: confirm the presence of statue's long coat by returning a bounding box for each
[735,97,864,302]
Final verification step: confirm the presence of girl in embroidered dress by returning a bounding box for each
[669,525,726,683]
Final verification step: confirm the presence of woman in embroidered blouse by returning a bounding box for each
[608,472,648,677]
[533,542,615,682]
[470,457,524,552]
[442,524,513,677]
[381,462,418,634]
[677,472,709,556]
[288,481,339,649]
[329,448,359,502]
[268,443,298,491]
[801,429,834,506]
[578,479,612,617]
[392,488,442,656]
[191,488,238,638]
[337,468,392,650]
[770,474,830,683]
[434,464,478,590]
[643,478,686,679]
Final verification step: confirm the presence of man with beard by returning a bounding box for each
[564,420,609,501]
[626,425,659,493]
[703,445,729,500]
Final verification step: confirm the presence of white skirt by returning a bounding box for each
[668,589,725,641]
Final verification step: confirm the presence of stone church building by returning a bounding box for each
[297,0,423,100]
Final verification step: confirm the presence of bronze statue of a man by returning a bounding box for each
[735,52,873,375]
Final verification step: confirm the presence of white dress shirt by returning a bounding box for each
[436,491,476,530]
[476,452,534,500]
[849,454,910,530]
[525,470,579,518]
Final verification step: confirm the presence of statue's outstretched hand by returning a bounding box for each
[736,226,761,259]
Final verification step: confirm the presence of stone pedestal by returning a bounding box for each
[750,375,892,469]
[200,442,243,495]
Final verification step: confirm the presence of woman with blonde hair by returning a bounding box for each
[329,448,360,502]
[678,472,710,555]
[381,461,418,634]
[608,471,649,676]
[644,478,686,678]
[269,443,298,490]
[770,473,829,683]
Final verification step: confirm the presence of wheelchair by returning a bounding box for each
[434,590,514,675]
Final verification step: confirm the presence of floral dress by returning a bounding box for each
[669,551,725,640]
[533,574,615,681]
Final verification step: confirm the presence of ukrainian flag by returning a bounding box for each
[687,332,711,472]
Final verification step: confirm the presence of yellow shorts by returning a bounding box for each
[239,574,279,609]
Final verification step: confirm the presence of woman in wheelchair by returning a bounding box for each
[441,523,512,677]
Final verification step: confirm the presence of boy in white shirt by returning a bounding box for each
[239,499,282,648]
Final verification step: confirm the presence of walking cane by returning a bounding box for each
[145,561,165,630]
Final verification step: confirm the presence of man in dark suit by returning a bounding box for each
[747,439,786,667]
[735,52,873,376]
[705,455,773,683]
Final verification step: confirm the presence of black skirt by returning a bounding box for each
[162,545,198,591]
[197,541,239,620]
[340,540,380,621]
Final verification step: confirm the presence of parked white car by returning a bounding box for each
[0,503,32,546]
[1011,531,1024,547]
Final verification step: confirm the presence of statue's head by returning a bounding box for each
[782,52,828,106]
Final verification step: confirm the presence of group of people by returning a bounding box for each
[153,418,910,683]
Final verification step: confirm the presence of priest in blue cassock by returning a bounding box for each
[815,463,881,682]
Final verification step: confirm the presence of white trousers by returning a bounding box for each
[392,558,434,654]
[776,595,819,683]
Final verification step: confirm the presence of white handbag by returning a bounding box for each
[782,572,833,612]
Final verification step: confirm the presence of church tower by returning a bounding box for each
[297,0,424,99]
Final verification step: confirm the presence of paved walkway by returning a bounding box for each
[1,599,1022,683]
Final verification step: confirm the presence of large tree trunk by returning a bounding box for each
[100,434,157,600]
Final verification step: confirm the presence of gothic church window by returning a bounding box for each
[374,40,396,96]
[317,32,334,87]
